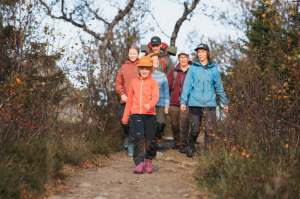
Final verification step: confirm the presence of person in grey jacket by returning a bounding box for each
[180,44,229,157]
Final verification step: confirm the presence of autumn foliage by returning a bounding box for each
[194,1,300,198]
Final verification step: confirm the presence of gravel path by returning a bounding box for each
[48,138,199,199]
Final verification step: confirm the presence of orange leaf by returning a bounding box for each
[262,13,266,18]
[284,96,288,99]
[224,58,227,63]
[246,154,250,158]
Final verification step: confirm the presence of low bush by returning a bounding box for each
[193,145,300,199]
[193,1,300,198]
[0,121,124,199]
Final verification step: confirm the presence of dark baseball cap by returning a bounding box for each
[194,44,209,52]
[150,36,161,45]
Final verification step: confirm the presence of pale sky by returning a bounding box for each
[42,0,243,56]
[38,0,244,87]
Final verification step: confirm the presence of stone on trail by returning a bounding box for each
[178,188,191,194]
[94,197,107,199]
[48,196,61,199]
[183,193,189,197]
[79,182,92,188]
[182,162,197,167]
[156,151,166,160]
[175,165,188,170]
[165,157,178,163]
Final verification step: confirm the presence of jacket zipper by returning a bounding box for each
[179,72,184,103]
[202,67,205,105]
[140,80,143,114]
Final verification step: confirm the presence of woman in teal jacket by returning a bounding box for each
[180,44,229,157]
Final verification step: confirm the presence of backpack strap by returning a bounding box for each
[145,49,151,56]
[189,65,198,94]
[160,56,168,76]
[211,66,216,90]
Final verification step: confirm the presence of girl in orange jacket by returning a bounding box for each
[122,56,159,174]
[115,45,140,157]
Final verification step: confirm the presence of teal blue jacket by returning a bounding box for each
[180,61,229,107]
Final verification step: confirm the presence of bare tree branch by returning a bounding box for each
[39,0,104,41]
[39,0,136,98]
[146,10,171,38]
[170,0,200,46]
[84,0,109,25]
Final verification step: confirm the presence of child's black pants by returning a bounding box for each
[131,114,157,166]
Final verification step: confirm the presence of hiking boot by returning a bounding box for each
[145,159,153,174]
[172,143,180,149]
[133,162,144,174]
[179,145,187,153]
[124,137,129,148]
[127,144,134,157]
[156,136,164,150]
[187,144,195,158]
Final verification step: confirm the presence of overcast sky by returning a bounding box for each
[42,0,243,56]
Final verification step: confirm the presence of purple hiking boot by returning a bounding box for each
[133,162,144,174]
[145,159,153,174]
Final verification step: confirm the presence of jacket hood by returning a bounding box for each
[138,73,152,80]
[193,60,215,68]
[124,58,139,65]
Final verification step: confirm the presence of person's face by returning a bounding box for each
[128,49,139,62]
[139,66,151,78]
[152,56,159,69]
[151,44,162,54]
[178,54,190,67]
[197,49,208,62]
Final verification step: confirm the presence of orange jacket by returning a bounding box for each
[122,74,159,123]
[115,59,139,103]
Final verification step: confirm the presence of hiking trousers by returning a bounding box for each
[155,106,166,137]
[131,114,157,166]
[188,107,216,148]
[120,103,135,144]
[120,103,130,136]
[169,105,190,146]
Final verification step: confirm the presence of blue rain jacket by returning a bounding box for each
[180,60,229,107]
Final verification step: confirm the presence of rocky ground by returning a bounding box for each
[48,137,204,199]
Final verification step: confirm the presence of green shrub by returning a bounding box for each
[193,146,300,199]
[0,140,59,199]
[0,121,124,199]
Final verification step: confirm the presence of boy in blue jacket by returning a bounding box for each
[180,44,229,157]
[148,53,170,149]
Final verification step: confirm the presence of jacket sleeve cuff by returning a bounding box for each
[122,117,128,124]
[118,91,125,96]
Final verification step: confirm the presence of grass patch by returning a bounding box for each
[193,145,300,199]
[0,122,124,199]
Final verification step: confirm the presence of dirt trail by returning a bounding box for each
[49,138,199,199]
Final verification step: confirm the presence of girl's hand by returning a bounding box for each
[121,94,127,102]
[223,106,229,113]
[164,107,169,114]
[180,105,186,112]
[122,119,128,124]
[144,104,151,110]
